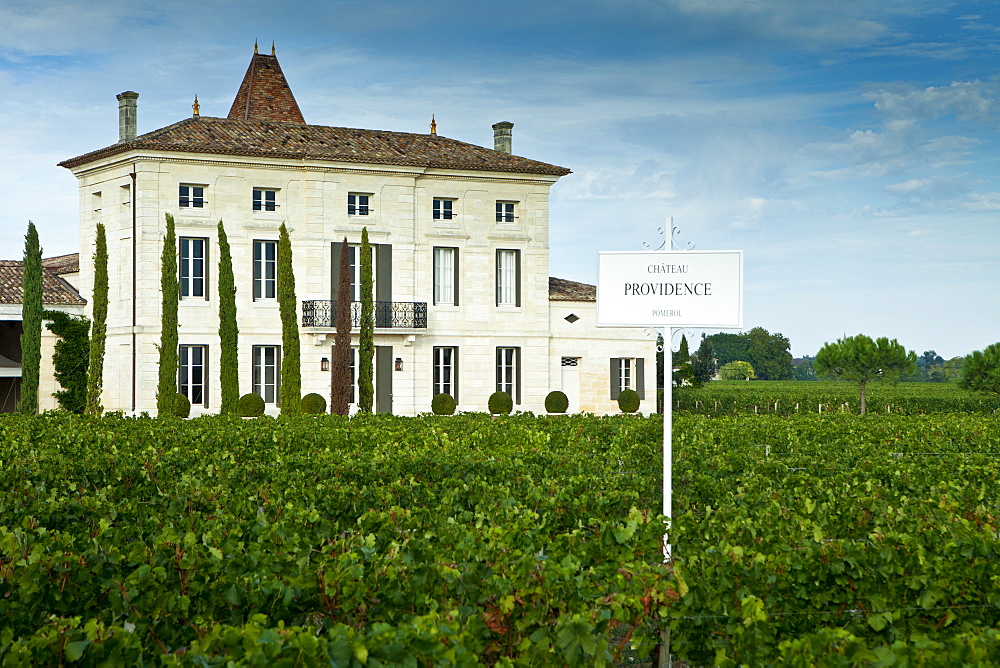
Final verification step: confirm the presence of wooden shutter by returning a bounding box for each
[610,358,621,400]
[515,347,522,404]
[515,250,521,307]
[376,244,392,302]
[330,242,341,300]
[453,248,460,306]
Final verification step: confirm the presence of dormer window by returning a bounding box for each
[253,188,278,212]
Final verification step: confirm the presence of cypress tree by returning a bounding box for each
[357,227,374,412]
[277,223,301,414]
[217,220,239,414]
[45,310,90,413]
[676,335,690,364]
[156,213,179,415]
[86,222,108,415]
[330,238,352,415]
[673,334,694,387]
[17,222,42,414]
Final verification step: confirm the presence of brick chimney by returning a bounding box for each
[492,121,513,154]
[116,91,139,143]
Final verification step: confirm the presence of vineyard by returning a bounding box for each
[674,380,1000,416]
[2,399,1000,665]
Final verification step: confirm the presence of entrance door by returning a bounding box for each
[560,357,580,413]
[376,346,392,413]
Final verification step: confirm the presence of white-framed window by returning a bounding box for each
[433,198,455,220]
[179,237,208,299]
[619,358,633,392]
[496,249,520,306]
[253,188,278,212]
[348,193,371,216]
[253,240,277,300]
[345,243,376,302]
[179,185,205,209]
[179,344,207,407]
[496,347,520,404]
[252,345,280,404]
[433,247,458,305]
[433,346,457,400]
[496,201,516,223]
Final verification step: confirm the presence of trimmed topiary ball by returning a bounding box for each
[239,393,265,417]
[431,393,456,415]
[300,393,327,414]
[171,392,191,418]
[545,390,569,414]
[617,388,641,414]
[488,391,513,415]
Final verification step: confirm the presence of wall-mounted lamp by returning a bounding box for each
[394,357,403,371]
[320,357,329,372]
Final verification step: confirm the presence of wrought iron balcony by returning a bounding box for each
[301,300,427,329]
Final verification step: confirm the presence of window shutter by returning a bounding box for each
[636,358,645,400]
[203,346,209,409]
[453,248,460,306]
[203,240,210,301]
[515,250,521,307]
[610,358,621,400]
[331,242,341,300]
[515,347,521,404]
[453,347,459,403]
[376,244,392,302]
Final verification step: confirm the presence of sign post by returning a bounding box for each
[597,250,743,560]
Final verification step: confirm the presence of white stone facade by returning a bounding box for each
[61,54,655,416]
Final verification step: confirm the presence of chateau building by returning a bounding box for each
[57,47,654,416]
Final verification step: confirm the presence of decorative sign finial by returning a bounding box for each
[430,114,437,136]
[192,94,200,117]
[254,39,259,54]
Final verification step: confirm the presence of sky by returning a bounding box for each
[1,0,998,358]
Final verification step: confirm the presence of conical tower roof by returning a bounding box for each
[227,45,304,123]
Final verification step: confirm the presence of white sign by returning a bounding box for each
[596,250,743,328]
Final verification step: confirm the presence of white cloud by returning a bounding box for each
[961,192,1000,211]
[865,78,1000,122]
[886,178,931,193]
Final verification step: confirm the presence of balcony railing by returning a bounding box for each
[301,300,427,329]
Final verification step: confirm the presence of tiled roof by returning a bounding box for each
[228,52,305,124]
[59,116,571,176]
[549,276,596,302]
[42,253,80,275]
[0,259,87,306]
[60,48,571,176]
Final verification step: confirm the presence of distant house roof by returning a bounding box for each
[0,258,86,306]
[42,253,80,276]
[549,276,596,302]
[59,50,570,178]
